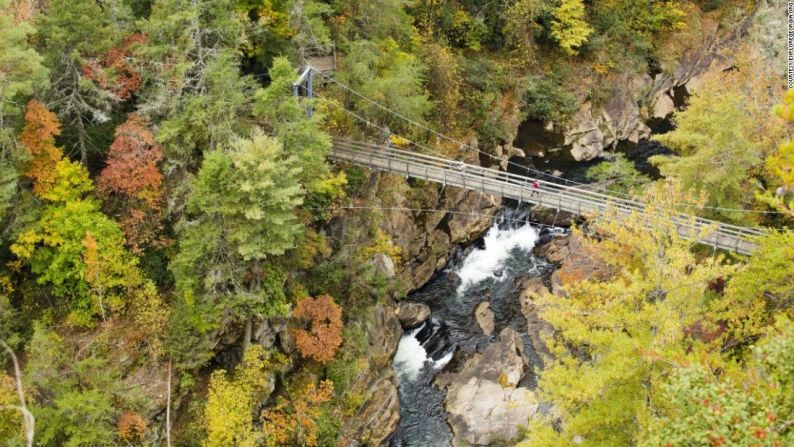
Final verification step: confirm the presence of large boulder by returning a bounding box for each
[395,301,431,329]
[436,328,539,446]
[534,235,613,297]
[474,301,495,336]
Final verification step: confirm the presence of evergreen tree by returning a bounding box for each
[139,0,252,164]
[35,0,131,163]
[254,57,333,191]
[171,129,303,317]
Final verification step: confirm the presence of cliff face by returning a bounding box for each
[511,21,751,163]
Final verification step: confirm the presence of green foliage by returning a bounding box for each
[652,87,759,223]
[11,159,139,325]
[165,292,220,379]
[521,184,736,447]
[171,130,302,317]
[140,0,251,163]
[640,317,794,447]
[338,38,432,137]
[550,0,593,56]
[25,325,142,447]
[35,0,130,161]
[586,153,649,194]
[715,231,794,343]
[522,75,578,123]
[254,57,333,190]
[0,0,48,147]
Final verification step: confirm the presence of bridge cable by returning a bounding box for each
[309,70,786,216]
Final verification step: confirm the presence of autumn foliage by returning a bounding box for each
[117,411,146,443]
[261,379,334,447]
[292,295,343,364]
[98,114,166,253]
[20,100,62,196]
[82,34,145,101]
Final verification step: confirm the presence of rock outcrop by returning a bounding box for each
[395,301,431,329]
[337,303,403,446]
[436,328,539,446]
[512,42,735,162]
[533,234,612,296]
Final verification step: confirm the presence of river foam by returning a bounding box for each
[455,223,539,294]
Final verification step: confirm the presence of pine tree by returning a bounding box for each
[35,0,131,163]
[139,0,252,163]
[171,129,303,317]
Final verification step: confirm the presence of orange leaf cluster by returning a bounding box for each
[291,295,343,364]
[82,34,145,100]
[261,379,334,447]
[117,411,146,442]
[20,100,63,197]
[98,114,167,253]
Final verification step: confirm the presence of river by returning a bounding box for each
[387,205,563,446]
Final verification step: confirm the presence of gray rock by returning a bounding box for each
[474,301,495,336]
[338,374,401,447]
[369,253,396,279]
[395,301,431,329]
[518,278,554,363]
[254,319,277,349]
[437,328,539,446]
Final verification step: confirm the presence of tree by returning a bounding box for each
[0,340,34,447]
[336,38,432,138]
[292,294,343,364]
[254,57,333,191]
[550,0,593,56]
[261,378,334,447]
[715,231,794,346]
[203,345,280,447]
[35,0,131,163]
[19,100,61,197]
[759,88,794,218]
[13,102,142,326]
[586,153,649,194]
[138,0,252,164]
[25,326,126,447]
[97,114,166,253]
[0,0,48,149]
[652,50,786,224]
[519,182,736,446]
[81,34,145,102]
[640,317,794,447]
[171,130,303,318]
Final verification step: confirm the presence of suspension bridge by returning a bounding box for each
[293,66,768,255]
[329,139,764,255]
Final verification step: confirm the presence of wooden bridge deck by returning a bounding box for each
[329,139,765,255]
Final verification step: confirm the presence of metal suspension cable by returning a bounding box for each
[309,69,785,216]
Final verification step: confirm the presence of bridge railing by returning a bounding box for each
[330,139,764,254]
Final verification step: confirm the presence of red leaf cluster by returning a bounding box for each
[292,295,343,364]
[82,34,145,100]
[98,114,167,253]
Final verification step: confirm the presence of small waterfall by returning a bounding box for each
[389,205,561,446]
